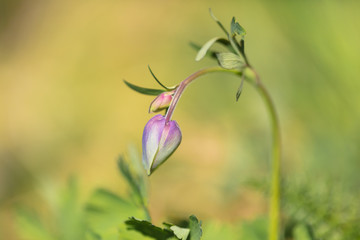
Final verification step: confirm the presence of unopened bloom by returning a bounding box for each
[149,91,174,113]
[142,114,182,175]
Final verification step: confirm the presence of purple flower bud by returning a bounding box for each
[149,91,174,113]
[142,114,182,175]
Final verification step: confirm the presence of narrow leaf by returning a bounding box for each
[195,37,230,61]
[124,80,165,96]
[209,9,229,36]
[148,65,171,90]
[236,75,245,101]
[231,17,246,37]
[216,52,243,69]
[118,156,146,207]
[189,215,202,240]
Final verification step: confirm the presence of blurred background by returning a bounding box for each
[1,0,360,239]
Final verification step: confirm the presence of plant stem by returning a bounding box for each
[250,69,281,240]
[165,66,281,240]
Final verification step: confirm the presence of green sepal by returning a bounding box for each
[216,52,244,69]
[124,80,166,96]
[195,37,230,61]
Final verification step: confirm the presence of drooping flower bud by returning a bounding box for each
[149,91,174,113]
[142,114,182,175]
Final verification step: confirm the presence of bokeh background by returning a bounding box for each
[1,0,360,239]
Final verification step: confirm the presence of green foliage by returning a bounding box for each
[85,188,147,240]
[195,37,229,61]
[123,80,165,96]
[170,225,190,240]
[147,65,175,91]
[125,215,202,240]
[15,178,86,240]
[230,17,246,38]
[188,215,202,240]
[125,217,174,239]
[282,178,360,239]
[216,52,243,70]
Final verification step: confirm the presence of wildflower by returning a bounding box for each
[142,114,182,175]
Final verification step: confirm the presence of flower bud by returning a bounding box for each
[142,114,182,175]
[149,91,174,113]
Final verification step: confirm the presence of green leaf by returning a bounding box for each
[148,65,174,90]
[209,9,229,36]
[236,75,245,101]
[85,189,148,240]
[189,215,202,240]
[15,208,53,240]
[125,217,174,240]
[195,37,230,61]
[189,42,217,60]
[118,155,148,210]
[231,17,246,37]
[124,80,165,96]
[170,226,190,240]
[216,52,244,69]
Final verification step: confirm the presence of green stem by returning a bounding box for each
[251,70,281,240]
[165,66,281,240]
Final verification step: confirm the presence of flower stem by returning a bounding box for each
[251,70,281,240]
[166,66,281,240]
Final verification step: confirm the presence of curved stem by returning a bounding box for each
[251,71,281,240]
[166,66,281,240]
[165,67,241,123]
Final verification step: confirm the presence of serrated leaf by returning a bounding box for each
[124,80,165,96]
[209,8,229,36]
[189,215,202,240]
[170,226,190,240]
[195,37,230,61]
[125,217,174,240]
[216,52,243,69]
[231,17,246,37]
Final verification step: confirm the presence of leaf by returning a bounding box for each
[189,215,202,240]
[15,208,53,240]
[125,217,174,240]
[170,226,190,240]
[236,75,245,101]
[216,52,244,69]
[231,17,246,38]
[189,42,218,60]
[148,65,173,90]
[195,37,230,61]
[85,189,148,240]
[209,8,229,36]
[124,80,165,96]
[118,155,148,209]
